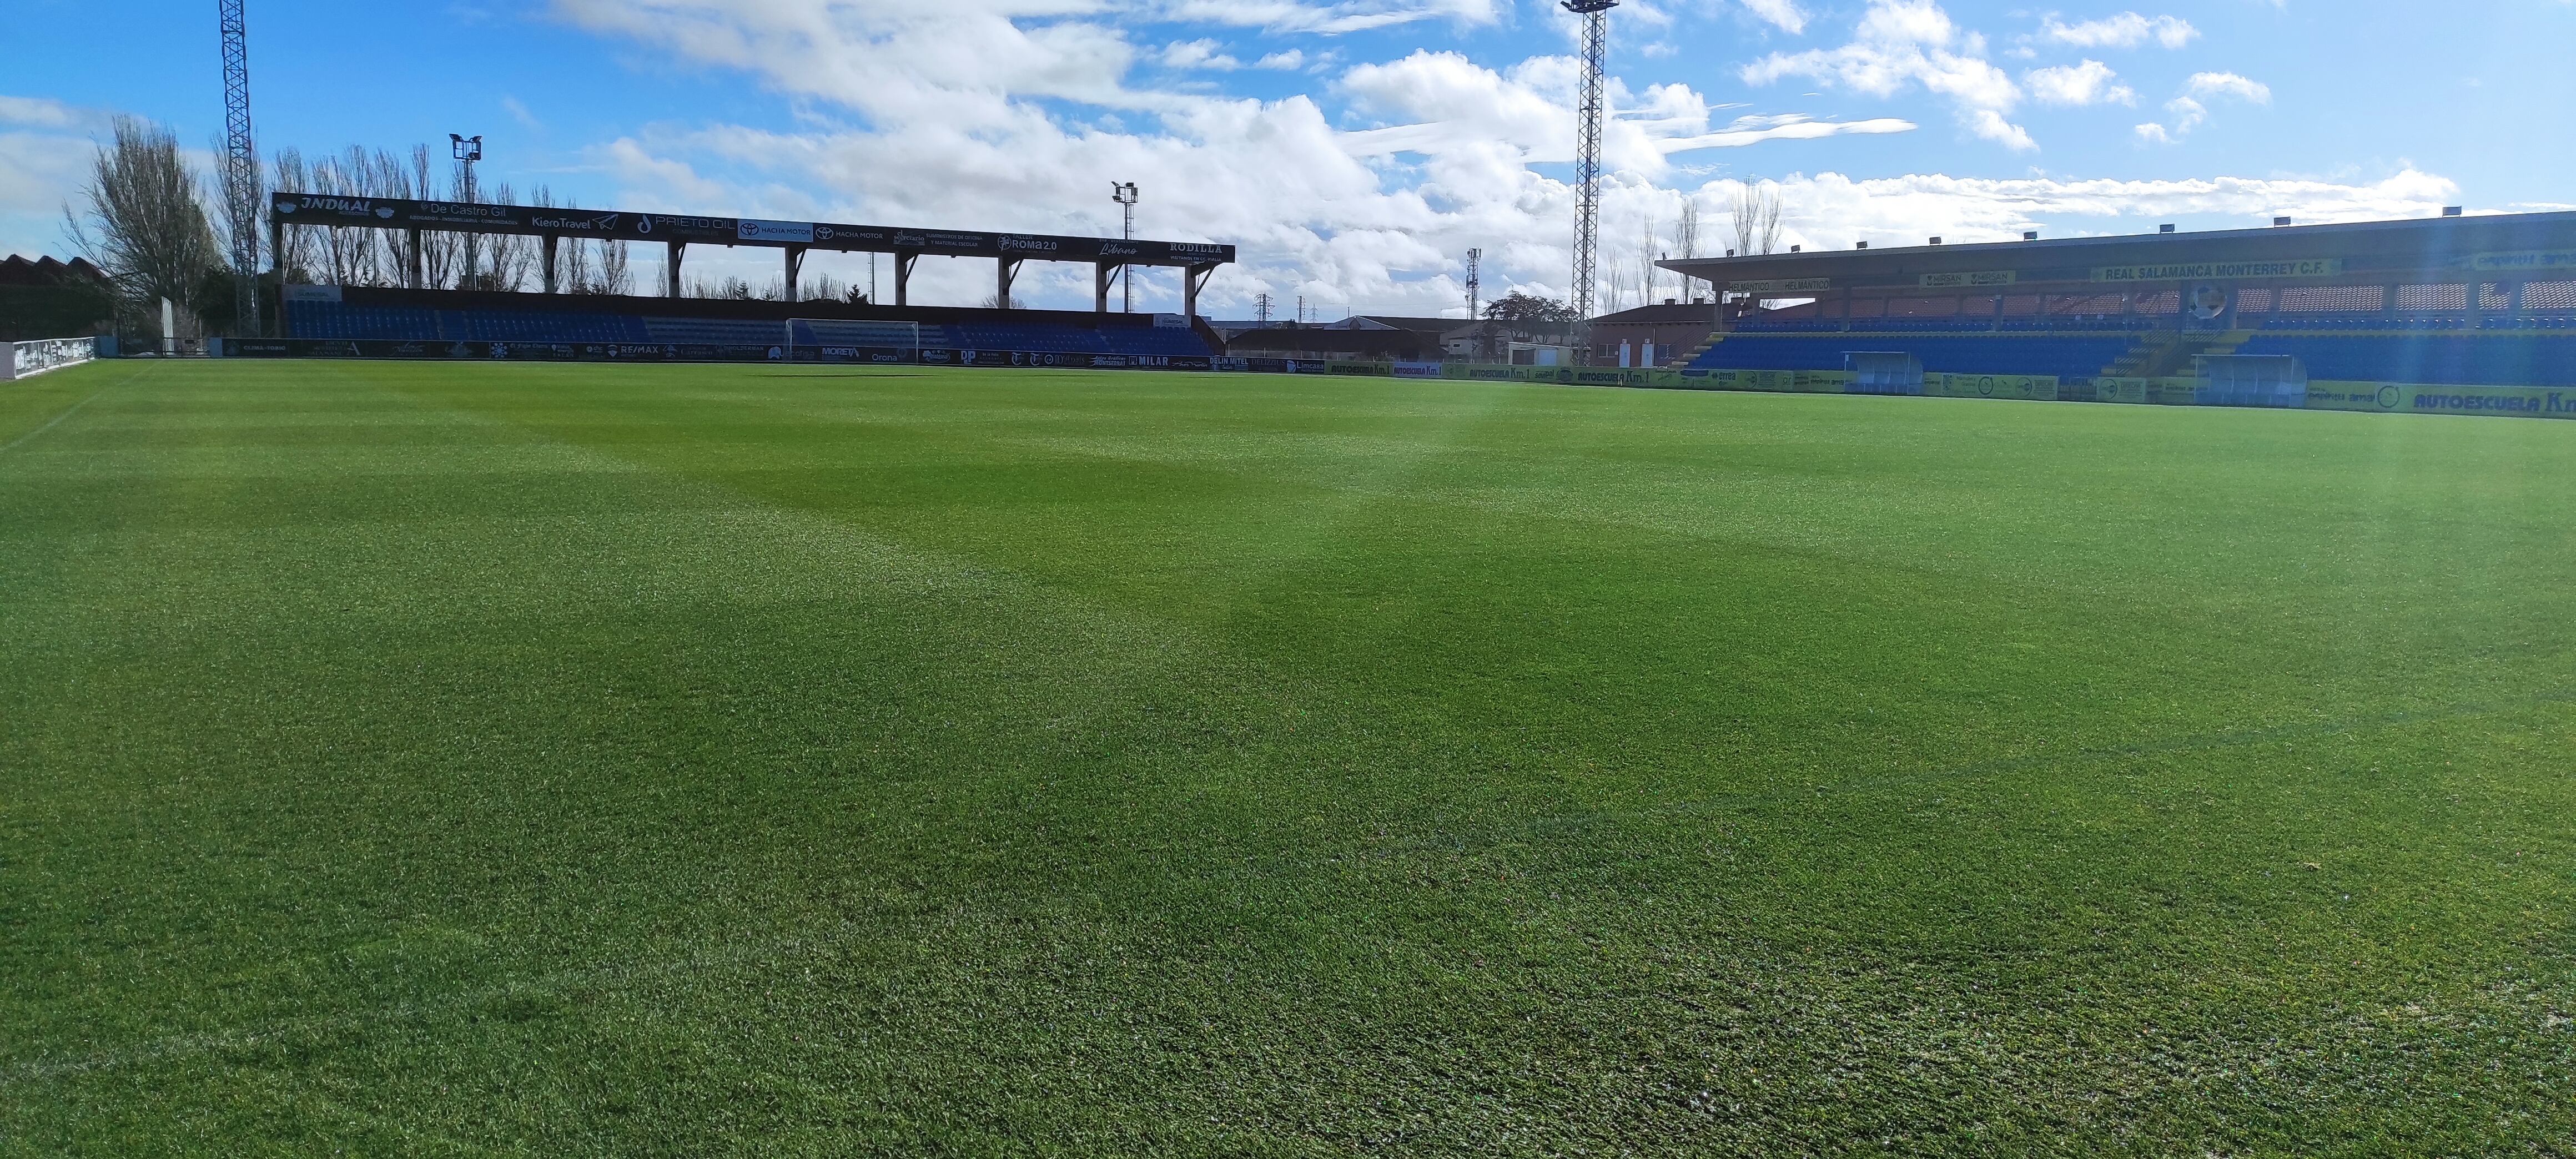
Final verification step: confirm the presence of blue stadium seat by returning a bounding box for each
[2236,332,2576,386]
[285,299,1217,359]
[1688,331,2140,379]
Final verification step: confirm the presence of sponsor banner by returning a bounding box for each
[737,219,817,244]
[281,284,343,303]
[268,192,1237,265]
[1392,360,1445,379]
[2,336,98,381]
[1728,278,1832,294]
[224,339,1218,371]
[1919,270,2018,289]
[1924,373,2059,402]
[2092,377,2166,405]
[1687,368,1852,394]
[2470,250,2576,274]
[2094,259,2343,283]
[1236,357,1327,374]
[2305,380,2576,419]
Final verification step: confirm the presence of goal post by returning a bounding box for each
[0,337,98,382]
[783,319,924,363]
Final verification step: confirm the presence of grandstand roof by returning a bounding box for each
[1660,211,2576,293]
[1591,303,1718,324]
[0,256,109,288]
[268,194,1234,268]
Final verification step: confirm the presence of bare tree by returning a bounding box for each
[480,182,533,291]
[308,146,384,286]
[371,147,422,286]
[64,117,220,314]
[598,243,632,296]
[1676,198,1706,303]
[413,147,459,289]
[269,147,317,284]
[1732,184,1784,257]
[1638,211,1661,306]
[209,135,264,283]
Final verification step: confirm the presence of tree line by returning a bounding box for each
[62,117,648,338]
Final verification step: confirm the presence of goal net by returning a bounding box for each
[783,319,925,363]
[0,337,97,382]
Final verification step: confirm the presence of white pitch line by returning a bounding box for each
[0,367,145,457]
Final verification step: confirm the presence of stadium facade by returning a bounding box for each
[218,192,2576,420]
[1648,210,2576,415]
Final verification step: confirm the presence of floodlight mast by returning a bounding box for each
[219,0,260,336]
[1111,181,1140,312]
[1465,247,1483,360]
[451,134,482,287]
[1564,0,1618,331]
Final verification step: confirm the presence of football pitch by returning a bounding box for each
[4,360,2572,1155]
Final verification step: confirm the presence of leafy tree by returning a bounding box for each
[1482,291,1578,322]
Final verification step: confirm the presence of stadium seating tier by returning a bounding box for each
[287,300,1214,358]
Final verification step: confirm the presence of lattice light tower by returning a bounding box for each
[1111,181,1140,313]
[219,0,261,336]
[1564,0,1618,325]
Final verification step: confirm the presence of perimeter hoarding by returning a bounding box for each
[265,194,1237,266]
[2096,376,2576,419]
[228,338,1236,372]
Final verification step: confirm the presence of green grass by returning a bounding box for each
[3,360,2572,1156]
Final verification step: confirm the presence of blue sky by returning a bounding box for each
[7,0,2573,315]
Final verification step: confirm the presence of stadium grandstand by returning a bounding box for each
[274,286,1222,365]
[0,255,114,343]
[1657,209,2576,405]
[238,193,1236,367]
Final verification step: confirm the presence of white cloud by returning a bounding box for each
[2039,12,2197,50]
[1729,167,2462,254]
[1254,49,1308,70]
[1742,0,2035,150]
[552,0,1157,122]
[1161,39,1241,70]
[1651,113,1916,153]
[2136,73,2270,143]
[2184,71,2272,104]
[1339,51,1913,172]
[1155,0,1502,34]
[0,99,111,259]
[2023,59,2134,106]
[1735,0,1808,34]
[0,96,103,131]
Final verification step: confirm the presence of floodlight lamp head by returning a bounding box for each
[450,134,482,162]
[1562,0,1619,11]
[1111,182,1140,206]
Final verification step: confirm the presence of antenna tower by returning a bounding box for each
[219,0,261,336]
[1465,248,1482,320]
[1255,291,1274,326]
[1564,0,1618,324]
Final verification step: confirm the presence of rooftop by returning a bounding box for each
[1660,210,2576,291]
